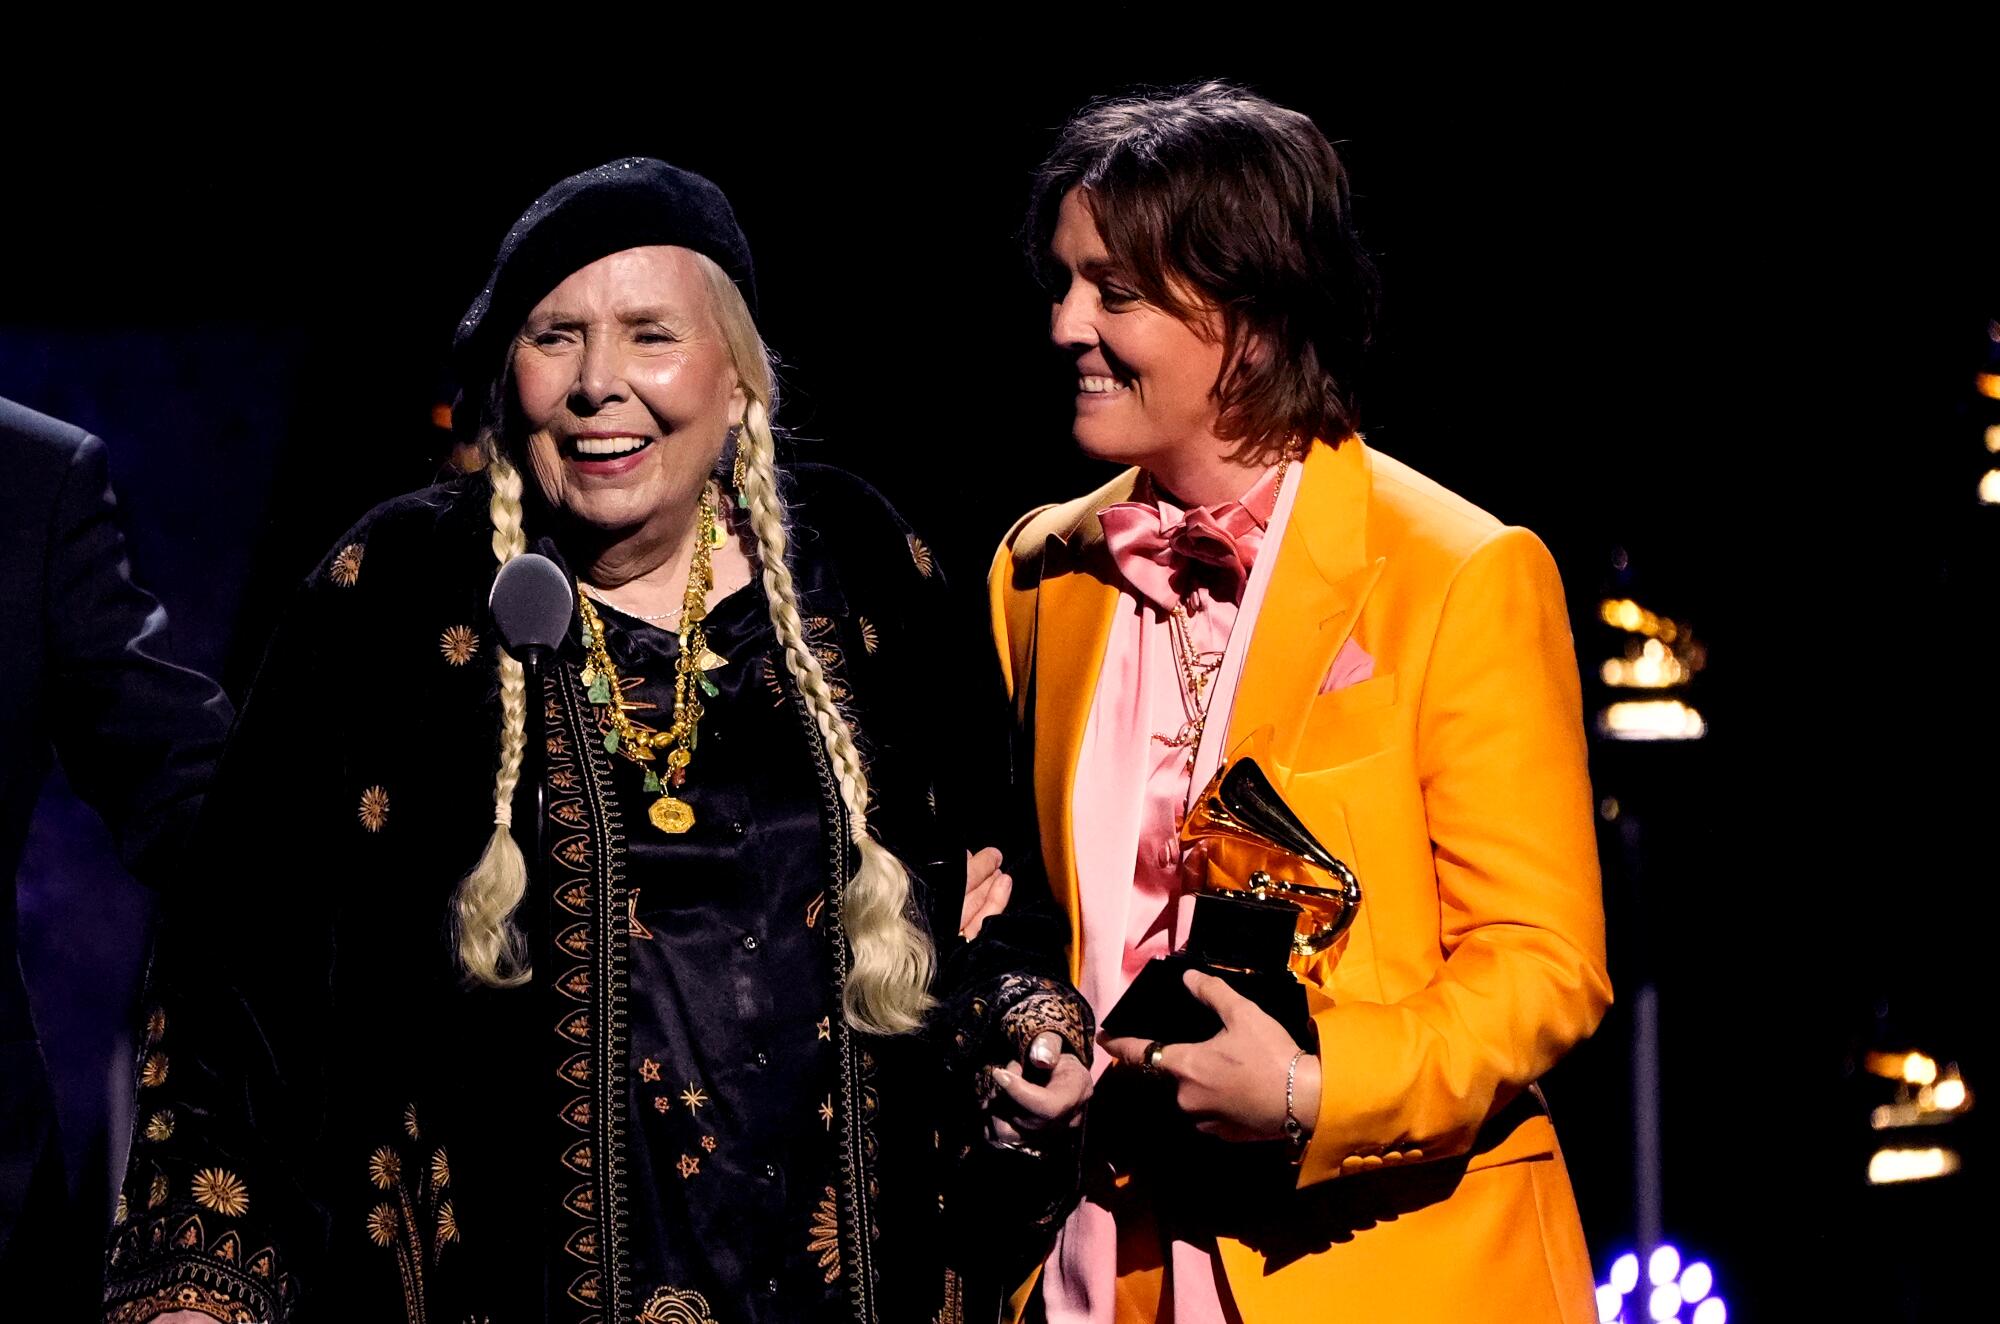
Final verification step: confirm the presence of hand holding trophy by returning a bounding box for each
[1100,757,1362,1062]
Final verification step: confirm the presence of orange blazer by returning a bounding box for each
[989,437,1612,1323]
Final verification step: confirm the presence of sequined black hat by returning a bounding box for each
[453,157,757,402]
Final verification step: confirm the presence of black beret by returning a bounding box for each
[453,157,757,393]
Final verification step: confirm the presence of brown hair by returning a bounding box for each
[1028,81,1379,461]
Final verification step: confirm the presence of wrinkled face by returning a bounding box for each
[1047,188,1229,469]
[512,245,746,538]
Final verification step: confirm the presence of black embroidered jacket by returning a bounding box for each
[103,465,1088,1324]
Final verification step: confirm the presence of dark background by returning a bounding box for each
[6,44,1994,1318]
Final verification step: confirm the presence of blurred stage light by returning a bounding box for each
[1599,700,1706,741]
[1987,424,2000,453]
[1933,1077,1968,1110]
[1598,1247,1727,1324]
[1903,1053,1938,1086]
[1978,372,2000,401]
[1981,470,2000,505]
[431,402,454,431]
[1867,1146,1961,1184]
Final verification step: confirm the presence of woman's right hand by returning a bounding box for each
[959,846,1012,940]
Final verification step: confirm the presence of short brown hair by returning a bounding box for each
[1028,82,1379,460]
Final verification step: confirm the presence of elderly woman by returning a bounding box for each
[986,86,1613,1322]
[106,159,1089,1324]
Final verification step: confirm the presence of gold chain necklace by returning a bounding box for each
[1150,456,1291,771]
[575,487,719,834]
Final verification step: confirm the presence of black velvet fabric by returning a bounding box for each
[453,157,758,398]
[102,464,1088,1324]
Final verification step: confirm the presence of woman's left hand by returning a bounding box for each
[1102,969,1321,1142]
[986,1030,1092,1150]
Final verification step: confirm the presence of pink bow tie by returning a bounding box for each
[1101,498,1266,611]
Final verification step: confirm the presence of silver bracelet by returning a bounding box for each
[1283,1049,1307,1146]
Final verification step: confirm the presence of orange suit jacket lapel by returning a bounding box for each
[1224,438,1385,774]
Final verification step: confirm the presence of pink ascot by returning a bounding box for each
[1100,486,1272,611]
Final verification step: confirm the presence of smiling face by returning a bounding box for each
[1047,188,1231,472]
[512,245,747,542]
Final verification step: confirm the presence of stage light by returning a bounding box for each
[1978,373,2000,401]
[1987,424,2000,453]
[1867,1146,1960,1184]
[1598,1247,1728,1324]
[1980,470,2000,505]
[431,402,454,431]
[1933,1077,1967,1111]
[1599,700,1706,741]
[1903,1053,1938,1086]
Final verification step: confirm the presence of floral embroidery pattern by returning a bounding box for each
[819,1096,834,1130]
[676,1154,700,1180]
[816,1016,831,1042]
[141,1052,169,1088]
[439,624,480,666]
[805,891,826,929]
[653,1097,671,1115]
[144,1111,175,1142]
[361,1105,459,1323]
[699,1135,717,1153]
[934,1267,965,1324]
[144,1008,165,1043]
[191,1169,249,1218]
[857,617,881,655]
[148,1172,169,1209]
[330,542,365,587]
[367,1147,402,1189]
[908,533,936,578]
[809,1186,842,1283]
[636,1286,718,1324]
[357,785,390,833]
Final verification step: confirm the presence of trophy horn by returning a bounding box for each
[1181,758,1362,957]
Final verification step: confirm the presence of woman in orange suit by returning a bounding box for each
[982,83,1613,1323]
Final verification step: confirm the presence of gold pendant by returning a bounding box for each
[648,795,695,834]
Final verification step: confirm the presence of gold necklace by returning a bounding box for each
[1150,456,1292,770]
[576,487,719,834]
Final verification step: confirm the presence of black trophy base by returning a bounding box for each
[1100,953,1315,1051]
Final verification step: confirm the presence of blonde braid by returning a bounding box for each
[739,400,936,1034]
[453,443,532,987]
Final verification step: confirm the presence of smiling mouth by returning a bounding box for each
[563,434,655,460]
[1078,375,1131,395]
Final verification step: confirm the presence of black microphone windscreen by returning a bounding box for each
[489,553,574,653]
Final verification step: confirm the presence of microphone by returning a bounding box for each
[488,553,574,664]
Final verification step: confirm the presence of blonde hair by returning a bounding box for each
[454,253,936,1034]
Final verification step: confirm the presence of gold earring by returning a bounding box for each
[730,425,750,505]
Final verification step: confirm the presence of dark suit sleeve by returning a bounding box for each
[44,434,232,885]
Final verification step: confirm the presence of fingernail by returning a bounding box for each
[992,1069,1014,1088]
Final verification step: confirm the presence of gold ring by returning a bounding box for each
[1143,1041,1169,1074]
